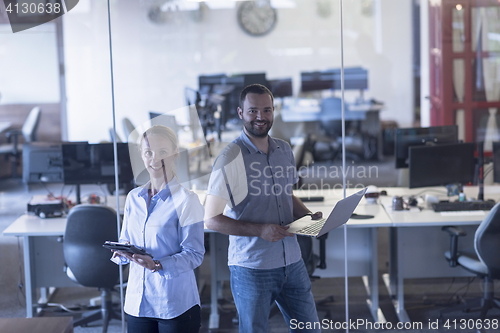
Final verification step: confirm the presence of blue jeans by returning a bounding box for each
[230,260,320,333]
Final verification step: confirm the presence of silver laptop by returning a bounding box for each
[288,188,367,238]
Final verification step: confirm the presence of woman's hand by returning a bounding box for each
[130,253,157,271]
[113,251,159,271]
[110,241,131,259]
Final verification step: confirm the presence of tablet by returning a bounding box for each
[103,241,152,257]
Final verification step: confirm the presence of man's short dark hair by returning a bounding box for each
[239,84,274,109]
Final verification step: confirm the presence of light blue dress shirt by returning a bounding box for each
[207,131,302,269]
[120,178,205,319]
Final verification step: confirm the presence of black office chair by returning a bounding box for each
[0,106,41,177]
[441,203,500,320]
[313,97,377,162]
[63,205,123,333]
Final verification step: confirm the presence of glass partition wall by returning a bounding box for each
[0,0,426,331]
[8,0,499,331]
[64,0,407,331]
[106,1,402,331]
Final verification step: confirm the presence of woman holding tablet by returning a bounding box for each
[113,125,204,333]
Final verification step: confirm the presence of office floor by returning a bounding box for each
[1,157,499,332]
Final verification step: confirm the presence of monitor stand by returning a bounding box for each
[75,184,81,205]
[477,141,484,201]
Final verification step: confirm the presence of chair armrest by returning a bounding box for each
[5,129,21,139]
[4,129,22,154]
[441,226,467,267]
[442,225,467,237]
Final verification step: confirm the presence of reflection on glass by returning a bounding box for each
[455,109,465,141]
[453,59,465,102]
[472,6,500,52]
[483,56,500,102]
[473,108,499,145]
[452,6,465,52]
[472,58,487,101]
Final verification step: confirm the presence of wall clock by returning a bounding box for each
[237,1,277,37]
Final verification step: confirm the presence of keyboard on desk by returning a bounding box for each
[432,200,496,212]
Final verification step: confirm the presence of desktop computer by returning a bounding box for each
[22,142,63,187]
[408,142,496,211]
[395,125,459,169]
[408,142,475,189]
[61,142,135,203]
[300,67,368,94]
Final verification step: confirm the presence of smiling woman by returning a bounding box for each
[114,124,205,333]
[139,125,180,193]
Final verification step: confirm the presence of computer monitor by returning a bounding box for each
[328,67,368,91]
[62,142,134,186]
[198,72,269,93]
[268,78,293,98]
[300,67,368,92]
[300,71,335,92]
[242,73,268,88]
[149,112,179,134]
[198,73,227,94]
[149,111,162,120]
[408,142,476,188]
[395,125,459,169]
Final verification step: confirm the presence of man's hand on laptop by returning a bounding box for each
[305,211,323,220]
[259,224,294,242]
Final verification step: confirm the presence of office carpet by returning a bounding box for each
[1,157,499,332]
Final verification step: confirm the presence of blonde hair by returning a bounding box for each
[139,125,179,152]
[139,125,179,182]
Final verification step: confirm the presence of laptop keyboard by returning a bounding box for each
[295,218,326,236]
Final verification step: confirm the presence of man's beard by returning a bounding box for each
[243,119,273,138]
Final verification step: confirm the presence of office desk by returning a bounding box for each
[295,189,392,323]
[379,186,500,323]
[4,211,231,329]
[2,195,126,318]
[4,206,228,330]
[205,188,393,329]
[4,189,392,327]
[3,215,79,317]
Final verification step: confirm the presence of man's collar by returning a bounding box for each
[239,131,280,154]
